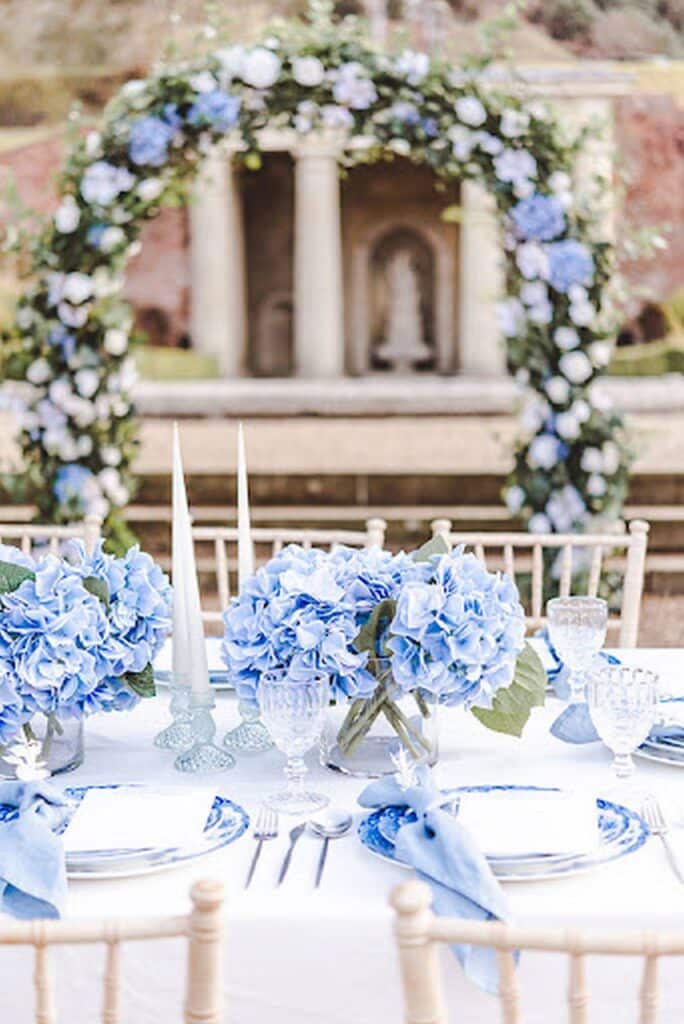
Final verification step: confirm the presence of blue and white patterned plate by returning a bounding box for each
[0,784,249,880]
[359,784,649,882]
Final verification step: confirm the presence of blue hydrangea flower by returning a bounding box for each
[128,115,175,167]
[48,325,76,362]
[187,90,241,132]
[54,464,95,512]
[547,239,595,293]
[87,224,106,248]
[511,193,566,241]
[387,550,526,707]
[162,103,182,130]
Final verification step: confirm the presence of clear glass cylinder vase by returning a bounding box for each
[322,663,440,779]
[0,715,84,780]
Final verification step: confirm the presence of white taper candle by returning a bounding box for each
[237,422,255,591]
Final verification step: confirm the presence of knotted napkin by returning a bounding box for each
[359,766,512,995]
[0,781,69,919]
[537,629,620,745]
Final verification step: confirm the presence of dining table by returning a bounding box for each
[2,644,684,1024]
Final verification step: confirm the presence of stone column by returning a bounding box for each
[190,145,247,377]
[458,181,506,376]
[293,133,345,378]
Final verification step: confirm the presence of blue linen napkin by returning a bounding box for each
[0,781,70,919]
[648,699,684,744]
[537,629,620,744]
[359,766,512,995]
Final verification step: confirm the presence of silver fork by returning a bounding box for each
[245,806,279,889]
[642,795,684,884]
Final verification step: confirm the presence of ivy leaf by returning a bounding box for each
[471,642,546,738]
[122,664,155,699]
[354,598,397,658]
[82,575,110,607]
[412,534,450,563]
[0,560,35,594]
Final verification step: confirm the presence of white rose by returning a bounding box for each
[505,485,525,514]
[555,411,581,440]
[58,302,90,328]
[513,178,535,199]
[500,109,529,138]
[569,301,596,328]
[104,328,128,355]
[529,513,551,534]
[528,301,553,325]
[99,226,126,253]
[568,285,588,304]
[528,434,559,470]
[100,445,122,466]
[189,71,217,94]
[62,272,93,305]
[580,447,604,474]
[74,368,99,398]
[137,177,164,203]
[521,398,548,433]
[448,124,474,160]
[554,327,580,351]
[549,170,572,194]
[242,47,281,89]
[545,376,570,405]
[590,341,612,367]
[58,435,78,461]
[216,45,246,80]
[587,474,607,497]
[292,56,325,87]
[76,435,93,457]
[602,442,621,476]
[516,241,549,281]
[559,350,593,384]
[72,397,96,427]
[54,195,80,233]
[474,131,503,155]
[571,399,591,423]
[520,281,547,307]
[455,96,487,127]
[26,358,52,385]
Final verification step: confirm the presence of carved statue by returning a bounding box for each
[376,249,432,372]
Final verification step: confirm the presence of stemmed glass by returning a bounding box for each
[258,672,330,815]
[587,664,658,798]
[547,596,608,703]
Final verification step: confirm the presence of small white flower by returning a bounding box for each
[26,358,52,385]
[547,485,585,532]
[99,226,126,253]
[580,447,604,474]
[554,326,580,351]
[54,195,80,233]
[292,56,325,87]
[85,131,102,158]
[568,284,588,304]
[516,368,530,386]
[500,109,529,138]
[455,96,487,127]
[496,297,526,338]
[588,382,613,412]
[589,341,612,367]
[528,434,559,470]
[104,328,128,356]
[76,434,93,457]
[521,398,548,434]
[395,50,429,85]
[528,301,553,325]
[545,376,570,405]
[529,512,552,534]
[74,368,99,398]
[121,79,146,99]
[320,105,354,131]
[474,131,503,155]
[389,138,411,156]
[494,148,537,185]
[516,241,549,281]
[602,442,621,476]
[559,350,593,384]
[587,474,607,497]
[555,411,581,440]
[242,47,281,89]
[520,281,547,307]
[100,444,122,466]
[137,177,164,203]
[58,302,90,328]
[569,301,596,328]
[216,45,246,81]
[189,70,217,94]
[62,272,93,305]
[513,178,535,199]
[448,124,475,160]
[505,484,526,516]
[16,307,34,331]
[571,399,591,423]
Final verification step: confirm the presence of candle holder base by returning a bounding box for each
[155,684,193,751]
[224,702,273,753]
[173,694,235,773]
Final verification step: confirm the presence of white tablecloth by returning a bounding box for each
[3,647,684,1023]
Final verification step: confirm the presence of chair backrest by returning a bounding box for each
[430,518,650,648]
[0,879,224,1024]
[192,518,387,622]
[0,514,102,558]
[392,880,684,1024]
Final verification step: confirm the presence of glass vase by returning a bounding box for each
[0,714,84,780]
[322,662,440,779]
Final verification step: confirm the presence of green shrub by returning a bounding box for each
[539,0,597,40]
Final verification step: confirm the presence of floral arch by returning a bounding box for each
[6,4,630,549]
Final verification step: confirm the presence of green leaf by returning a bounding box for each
[82,575,110,607]
[471,642,546,738]
[412,534,450,563]
[122,663,156,699]
[354,598,397,657]
[0,560,35,594]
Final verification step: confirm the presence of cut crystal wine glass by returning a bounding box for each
[547,596,608,703]
[258,672,329,815]
[587,664,658,798]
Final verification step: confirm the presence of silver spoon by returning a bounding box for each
[308,810,353,888]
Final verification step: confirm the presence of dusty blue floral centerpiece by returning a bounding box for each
[222,538,546,776]
[0,541,171,777]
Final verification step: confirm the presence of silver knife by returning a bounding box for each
[277,824,306,886]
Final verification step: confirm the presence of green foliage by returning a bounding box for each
[82,574,110,607]
[471,642,546,737]
[122,664,156,699]
[535,0,597,40]
[0,560,35,594]
[354,598,397,661]
[411,534,450,563]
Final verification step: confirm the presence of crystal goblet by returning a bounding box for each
[258,672,329,815]
[587,664,658,799]
[547,596,608,703]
